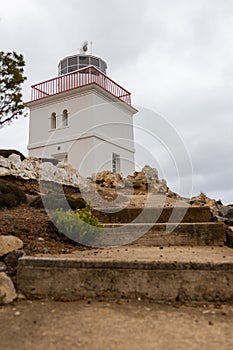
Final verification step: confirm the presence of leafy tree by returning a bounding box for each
[0,51,27,127]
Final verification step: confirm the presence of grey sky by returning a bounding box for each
[0,0,233,203]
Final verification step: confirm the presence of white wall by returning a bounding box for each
[28,85,137,176]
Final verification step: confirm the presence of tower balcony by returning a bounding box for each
[30,66,132,105]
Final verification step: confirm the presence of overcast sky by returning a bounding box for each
[1,0,233,203]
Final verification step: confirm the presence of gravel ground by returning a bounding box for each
[0,204,88,255]
[1,299,233,350]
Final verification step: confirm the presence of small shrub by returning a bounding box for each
[52,203,103,245]
[0,179,27,208]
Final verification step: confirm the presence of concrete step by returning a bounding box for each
[58,222,226,248]
[93,206,213,224]
[100,222,226,247]
[17,246,233,302]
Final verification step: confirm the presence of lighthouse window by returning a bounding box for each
[60,60,67,70]
[51,112,56,129]
[62,109,68,127]
[79,56,89,64]
[61,68,68,75]
[91,57,99,67]
[68,66,77,73]
[68,56,77,66]
[100,60,106,72]
[112,153,120,173]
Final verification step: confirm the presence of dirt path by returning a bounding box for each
[1,299,233,350]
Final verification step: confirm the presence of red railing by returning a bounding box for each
[31,66,131,105]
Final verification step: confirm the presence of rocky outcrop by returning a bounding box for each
[0,154,89,192]
[0,235,24,304]
[0,155,172,196]
[91,165,169,194]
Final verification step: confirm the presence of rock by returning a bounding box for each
[9,154,22,170]
[3,250,25,274]
[225,208,233,219]
[0,167,10,176]
[166,188,179,199]
[0,156,10,169]
[0,272,17,304]
[125,165,166,193]
[39,162,56,181]
[0,236,24,257]
[189,192,220,216]
[158,179,168,193]
[17,292,26,300]
[53,167,67,183]
[20,158,37,180]
[94,170,125,189]
[217,207,233,225]
[0,261,7,272]
[126,172,147,189]
[21,158,34,171]
[142,165,159,181]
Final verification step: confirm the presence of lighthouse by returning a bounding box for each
[26,43,138,177]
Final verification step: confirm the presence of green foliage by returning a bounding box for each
[52,203,103,245]
[0,51,27,127]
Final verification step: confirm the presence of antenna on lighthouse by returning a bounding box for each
[80,41,88,54]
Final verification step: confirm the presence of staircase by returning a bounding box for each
[17,206,233,302]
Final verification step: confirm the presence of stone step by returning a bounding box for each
[93,206,213,224]
[17,246,233,302]
[101,222,226,247]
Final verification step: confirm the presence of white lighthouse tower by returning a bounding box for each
[26,43,138,177]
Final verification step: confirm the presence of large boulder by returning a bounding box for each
[125,165,168,193]
[0,272,17,304]
[0,235,24,257]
